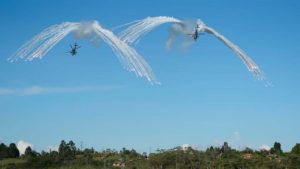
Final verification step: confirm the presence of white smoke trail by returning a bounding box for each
[92,21,158,83]
[119,17,268,83]
[9,21,159,84]
[166,21,194,50]
[195,19,267,82]
[9,22,80,61]
[119,16,183,45]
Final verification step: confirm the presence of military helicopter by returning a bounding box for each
[68,43,81,56]
[187,20,205,41]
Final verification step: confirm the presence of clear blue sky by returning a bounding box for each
[0,0,299,153]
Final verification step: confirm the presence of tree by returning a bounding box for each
[24,146,36,158]
[67,140,76,154]
[0,143,9,159]
[8,143,20,158]
[272,142,283,154]
[221,142,231,153]
[291,143,300,155]
[58,140,66,154]
[0,143,20,159]
[58,140,76,161]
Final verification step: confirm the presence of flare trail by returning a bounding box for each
[10,21,159,84]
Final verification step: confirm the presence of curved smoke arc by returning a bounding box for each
[9,21,159,84]
[118,16,183,45]
[119,16,268,83]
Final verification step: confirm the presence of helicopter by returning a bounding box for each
[187,29,199,40]
[186,20,205,41]
[68,43,81,56]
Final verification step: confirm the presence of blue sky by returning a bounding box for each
[0,0,299,153]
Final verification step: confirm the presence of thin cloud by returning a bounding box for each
[0,85,124,96]
[17,140,33,155]
[259,144,271,151]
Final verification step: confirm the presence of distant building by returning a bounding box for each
[243,153,253,160]
[113,161,125,168]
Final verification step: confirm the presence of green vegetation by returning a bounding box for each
[0,143,19,159]
[1,141,300,169]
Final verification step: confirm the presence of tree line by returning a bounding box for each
[0,143,19,159]
[1,140,300,169]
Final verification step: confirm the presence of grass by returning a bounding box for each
[0,158,26,166]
